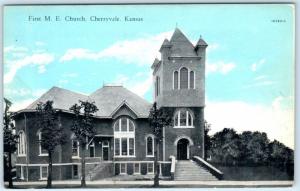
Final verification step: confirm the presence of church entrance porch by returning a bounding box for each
[177,138,190,160]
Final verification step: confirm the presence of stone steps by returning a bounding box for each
[174,160,218,181]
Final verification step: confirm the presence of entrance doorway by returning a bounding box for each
[177,138,189,160]
[102,140,109,161]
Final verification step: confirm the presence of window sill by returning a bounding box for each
[72,156,81,159]
[173,126,194,129]
[114,156,136,158]
[146,155,154,157]
[18,155,26,157]
[38,154,48,156]
[39,178,47,181]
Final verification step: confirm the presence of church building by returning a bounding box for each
[14,28,223,181]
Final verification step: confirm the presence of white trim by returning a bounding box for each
[147,162,154,174]
[20,166,24,180]
[145,135,154,157]
[163,127,165,161]
[17,130,26,156]
[173,109,194,128]
[120,163,127,174]
[39,166,48,180]
[114,155,136,158]
[134,163,141,174]
[110,101,140,118]
[16,161,170,166]
[174,136,194,146]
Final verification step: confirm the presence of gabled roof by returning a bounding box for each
[168,28,198,57]
[89,86,151,118]
[24,86,152,118]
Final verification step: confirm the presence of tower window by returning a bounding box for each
[190,71,195,89]
[173,68,195,90]
[174,71,178,89]
[155,76,160,96]
[180,67,188,89]
[174,109,194,128]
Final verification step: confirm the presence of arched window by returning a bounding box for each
[174,68,195,90]
[174,109,194,128]
[190,71,195,89]
[173,71,178,89]
[17,131,26,156]
[114,117,135,157]
[180,67,188,89]
[146,135,154,157]
[38,130,48,156]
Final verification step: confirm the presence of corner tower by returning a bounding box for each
[151,28,207,159]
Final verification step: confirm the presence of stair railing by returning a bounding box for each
[169,155,176,180]
[192,156,223,180]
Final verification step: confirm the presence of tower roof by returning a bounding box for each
[168,28,198,57]
[195,37,208,47]
[159,39,172,52]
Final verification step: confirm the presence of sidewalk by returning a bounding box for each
[6,180,294,188]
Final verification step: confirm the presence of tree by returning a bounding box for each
[36,101,66,188]
[204,120,212,160]
[210,128,241,165]
[3,98,18,188]
[240,131,270,164]
[69,100,98,187]
[148,102,172,187]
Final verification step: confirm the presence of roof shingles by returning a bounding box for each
[25,86,151,118]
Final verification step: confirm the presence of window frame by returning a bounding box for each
[134,163,141,174]
[40,166,48,180]
[147,163,154,174]
[72,140,80,158]
[145,135,154,157]
[89,141,95,158]
[173,67,196,90]
[17,131,26,157]
[38,131,48,156]
[174,110,194,128]
[73,165,78,178]
[114,117,136,158]
[120,163,127,175]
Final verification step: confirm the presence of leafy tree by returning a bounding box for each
[36,101,66,188]
[148,102,172,187]
[69,100,98,187]
[3,98,18,188]
[269,140,294,166]
[240,131,270,164]
[204,120,212,160]
[210,128,241,165]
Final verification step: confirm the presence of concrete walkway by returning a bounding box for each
[6,180,293,188]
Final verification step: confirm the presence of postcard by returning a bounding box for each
[3,4,295,188]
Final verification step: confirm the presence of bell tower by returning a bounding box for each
[151,28,208,159]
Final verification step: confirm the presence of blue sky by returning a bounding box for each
[3,4,295,148]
